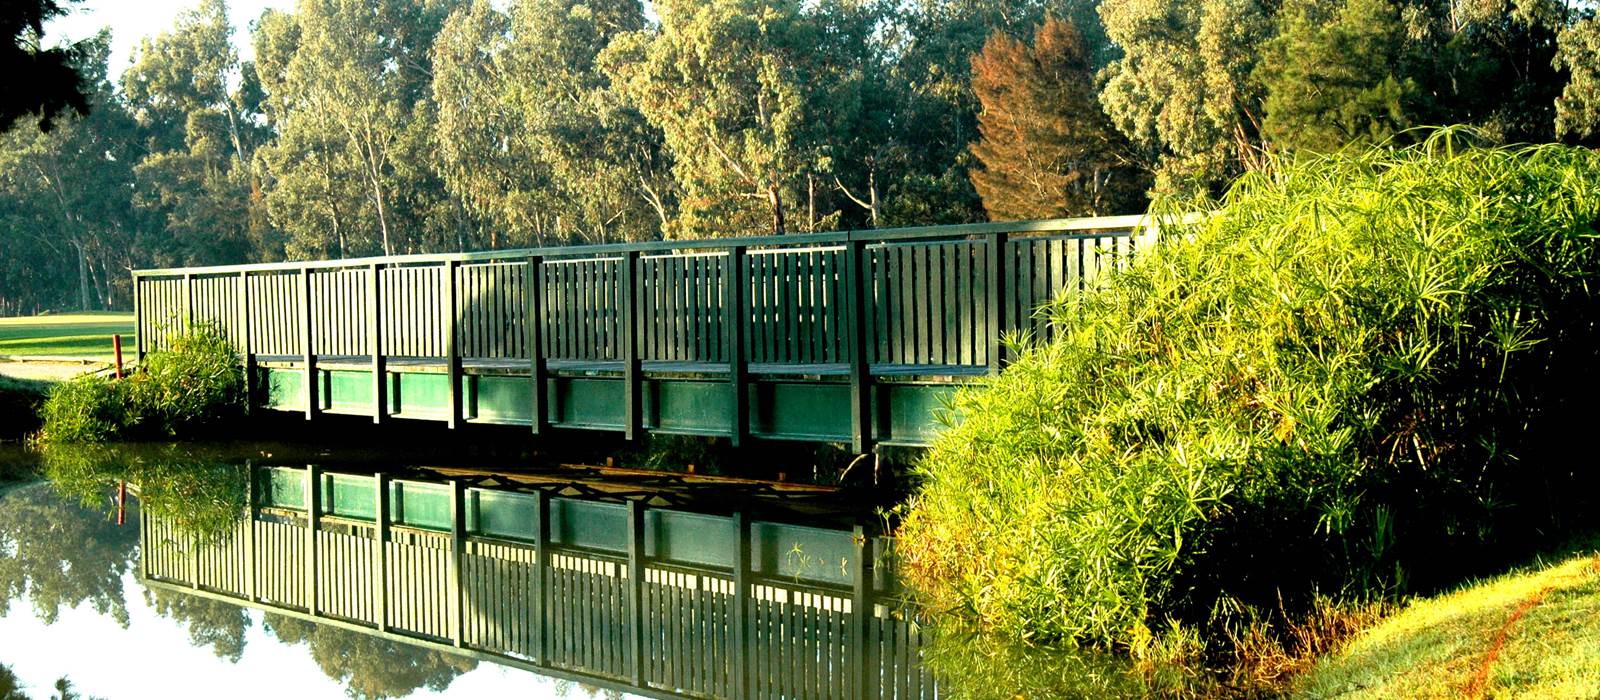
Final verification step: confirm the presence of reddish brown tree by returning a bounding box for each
[968,17,1147,221]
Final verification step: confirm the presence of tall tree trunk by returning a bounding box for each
[72,240,90,311]
[768,183,786,235]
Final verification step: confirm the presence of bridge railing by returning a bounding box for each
[133,215,1158,449]
[141,465,937,699]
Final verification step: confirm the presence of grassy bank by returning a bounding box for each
[0,312,135,360]
[1298,539,1600,698]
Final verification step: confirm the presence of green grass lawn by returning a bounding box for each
[0,312,135,361]
[1297,539,1600,699]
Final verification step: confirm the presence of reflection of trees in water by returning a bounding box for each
[0,483,137,626]
[921,628,1218,699]
[263,613,477,699]
[40,443,248,542]
[142,589,252,662]
[552,680,623,700]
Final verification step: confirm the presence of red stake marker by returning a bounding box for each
[112,334,124,379]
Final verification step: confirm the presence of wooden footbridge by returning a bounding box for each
[133,216,1152,450]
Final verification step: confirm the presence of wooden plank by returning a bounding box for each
[445,261,461,428]
[534,492,549,664]
[238,272,253,415]
[725,247,748,446]
[305,466,320,616]
[528,257,546,434]
[732,512,750,700]
[628,501,646,686]
[301,268,317,419]
[450,480,464,647]
[369,265,385,423]
[845,241,872,453]
[622,251,641,440]
[374,473,390,631]
[985,233,1008,373]
[851,525,870,700]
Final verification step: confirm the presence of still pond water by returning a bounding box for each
[0,442,949,700]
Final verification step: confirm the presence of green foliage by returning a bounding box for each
[130,324,245,436]
[967,16,1148,219]
[0,483,138,628]
[1256,0,1421,153]
[1556,16,1600,141]
[41,442,248,543]
[265,613,477,699]
[898,135,1600,648]
[39,324,243,443]
[36,376,133,444]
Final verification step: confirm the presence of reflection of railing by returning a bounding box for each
[132,216,1150,450]
[139,466,938,699]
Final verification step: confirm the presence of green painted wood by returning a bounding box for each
[306,465,320,616]
[623,251,640,440]
[845,241,871,453]
[446,261,461,430]
[375,472,390,632]
[528,257,546,434]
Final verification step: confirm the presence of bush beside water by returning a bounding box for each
[39,325,245,443]
[898,134,1600,654]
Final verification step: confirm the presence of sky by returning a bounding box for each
[45,0,296,76]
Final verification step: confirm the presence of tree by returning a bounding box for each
[1555,15,1600,141]
[264,614,477,699]
[967,16,1147,219]
[604,0,892,237]
[0,483,138,627]
[0,0,89,133]
[122,0,274,267]
[433,0,669,247]
[253,0,459,258]
[1256,0,1421,153]
[144,589,252,662]
[0,32,141,312]
[1097,0,1275,198]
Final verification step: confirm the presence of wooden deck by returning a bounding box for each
[133,215,1156,450]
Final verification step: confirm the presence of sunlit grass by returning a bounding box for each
[1297,540,1600,699]
[0,312,135,360]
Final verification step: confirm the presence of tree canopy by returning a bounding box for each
[1,0,1597,313]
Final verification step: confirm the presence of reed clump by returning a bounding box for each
[897,131,1600,655]
[38,324,244,442]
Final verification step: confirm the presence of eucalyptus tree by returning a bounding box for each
[253,0,460,258]
[604,0,902,236]
[433,0,669,247]
[0,0,90,134]
[122,0,274,266]
[264,613,478,699]
[0,33,141,312]
[1557,15,1600,141]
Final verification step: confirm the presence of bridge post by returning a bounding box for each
[445,261,461,429]
[986,231,1010,374]
[851,524,873,700]
[449,479,465,647]
[244,461,257,603]
[132,271,143,363]
[627,499,646,686]
[183,272,194,331]
[238,271,253,415]
[846,239,873,453]
[373,471,389,632]
[533,490,550,664]
[301,268,317,420]
[725,246,748,446]
[369,264,385,424]
[622,251,641,441]
[731,511,751,699]
[526,256,546,434]
[305,465,320,616]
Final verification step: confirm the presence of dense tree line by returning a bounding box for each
[1,0,1597,314]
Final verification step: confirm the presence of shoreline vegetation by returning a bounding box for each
[898,136,1600,696]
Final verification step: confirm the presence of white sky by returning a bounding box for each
[45,0,297,77]
[0,571,594,699]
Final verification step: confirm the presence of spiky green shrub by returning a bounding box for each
[37,375,136,443]
[40,324,244,442]
[897,133,1600,648]
[128,323,245,436]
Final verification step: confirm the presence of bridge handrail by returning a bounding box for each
[131,214,1160,278]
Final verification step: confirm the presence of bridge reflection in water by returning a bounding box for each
[139,465,936,698]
